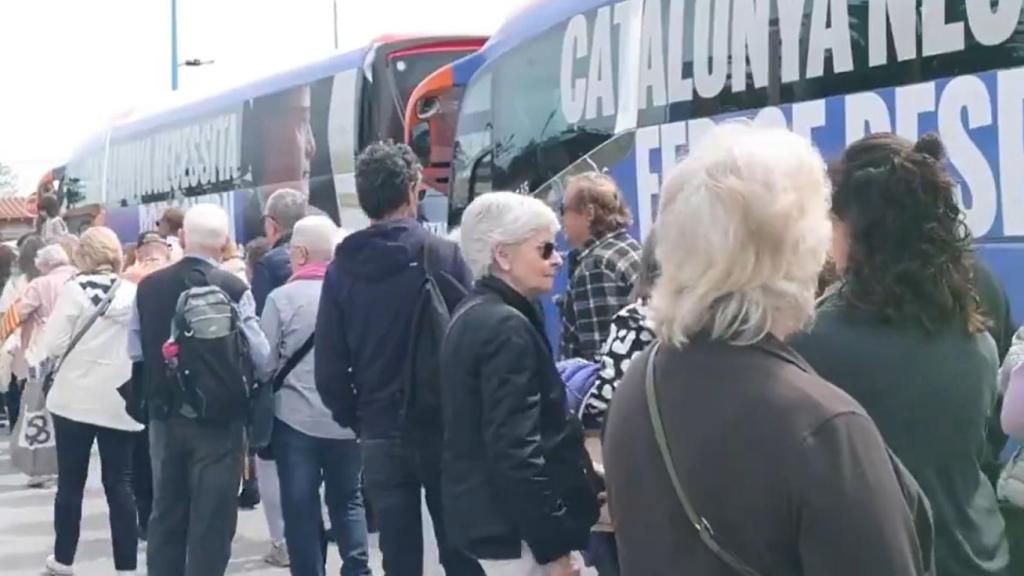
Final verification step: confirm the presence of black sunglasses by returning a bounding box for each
[539,241,557,260]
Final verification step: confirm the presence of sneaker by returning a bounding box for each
[28,475,56,489]
[44,555,73,576]
[263,541,290,568]
[116,572,137,576]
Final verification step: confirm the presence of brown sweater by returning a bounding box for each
[604,335,933,576]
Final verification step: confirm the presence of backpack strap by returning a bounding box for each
[643,343,763,576]
[271,333,315,393]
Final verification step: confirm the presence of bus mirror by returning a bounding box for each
[468,147,494,204]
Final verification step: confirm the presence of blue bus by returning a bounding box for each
[407,0,1024,325]
[55,34,486,243]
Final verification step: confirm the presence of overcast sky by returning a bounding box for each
[0,0,522,195]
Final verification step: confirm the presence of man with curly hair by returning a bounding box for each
[559,172,641,361]
[315,141,480,576]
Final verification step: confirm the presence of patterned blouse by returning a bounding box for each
[581,300,655,429]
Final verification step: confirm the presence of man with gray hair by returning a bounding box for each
[252,187,308,314]
[130,203,270,576]
[258,215,371,576]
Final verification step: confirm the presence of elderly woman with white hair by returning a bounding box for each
[441,192,599,576]
[0,243,77,368]
[602,124,934,576]
[39,227,142,576]
[257,215,371,576]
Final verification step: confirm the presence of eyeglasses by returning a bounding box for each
[539,241,557,261]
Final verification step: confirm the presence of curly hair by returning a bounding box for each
[831,132,985,334]
[565,172,632,238]
[355,141,421,220]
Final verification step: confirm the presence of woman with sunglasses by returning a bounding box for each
[441,192,599,576]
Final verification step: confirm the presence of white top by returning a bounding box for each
[43,273,143,432]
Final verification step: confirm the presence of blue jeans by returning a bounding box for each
[274,420,371,576]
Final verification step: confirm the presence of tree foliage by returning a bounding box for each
[0,163,17,196]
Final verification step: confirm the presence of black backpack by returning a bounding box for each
[404,241,466,432]
[165,271,254,423]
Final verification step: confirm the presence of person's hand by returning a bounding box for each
[542,554,579,576]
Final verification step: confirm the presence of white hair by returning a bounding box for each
[460,192,560,279]
[183,203,230,254]
[265,188,308,232]
[35,244,70,274]
[651,122,832,346]
[291,215,345,262]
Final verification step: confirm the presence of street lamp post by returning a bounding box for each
[171,0,179,90]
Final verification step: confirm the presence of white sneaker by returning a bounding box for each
[262,540,290,567]
[27,474,56,488]
[44,555,73,576]
[116,572,137,576]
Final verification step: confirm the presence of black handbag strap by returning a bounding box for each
[643,342,763,576]
[53,278,122,376]
[271,333,315,393]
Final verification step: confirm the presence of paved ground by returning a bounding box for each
[0,422,599,575]
[0,426,439,575]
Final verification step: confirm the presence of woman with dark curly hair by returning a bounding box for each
[792,132,1010,576]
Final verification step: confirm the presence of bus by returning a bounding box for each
[54,34,486,243]
[407,0,1024,323]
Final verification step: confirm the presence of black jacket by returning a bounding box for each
[440,275,599,564]
[136,257,249,420]
[314,218,472,439]
[252,233,292,316]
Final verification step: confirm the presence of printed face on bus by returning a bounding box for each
[257,85,316,196]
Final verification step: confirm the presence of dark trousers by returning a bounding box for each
[147,417,245,576]
[274,420,371,576]
[4,377,22,432]
[361,435,483,576]
[133,429,153,535]
[53,415,138,571]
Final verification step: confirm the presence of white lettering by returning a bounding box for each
[869,0,917,66]
[754,106,788,129]
[614,0,644,133]
[731,0,770,92]
[666,0,693,104]
[585,7,616,120]
[561,15,589,124]
[688,117,718,150]
[225,113,240,181]
[636,125,661,239]
[939,74,997,237]
[639,0,667,109]
[844,91,892,145]
[922,0,965,57]
[660,120,687,176]
[895,82,937,141]
[792,99,827,141]
[198,123,212,185]
[806,0,854,79]
[693,0,730,97]
[778,0,806,83]
[966,0,1024,46]
[998,67,1024,235]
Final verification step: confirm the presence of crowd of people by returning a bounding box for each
[1,126,1023,576]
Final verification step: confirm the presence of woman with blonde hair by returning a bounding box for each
[604,124,933,576]
[40,226,142,576]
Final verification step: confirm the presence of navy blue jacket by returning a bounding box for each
[252,234,292,315]
[314,218,473,439]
